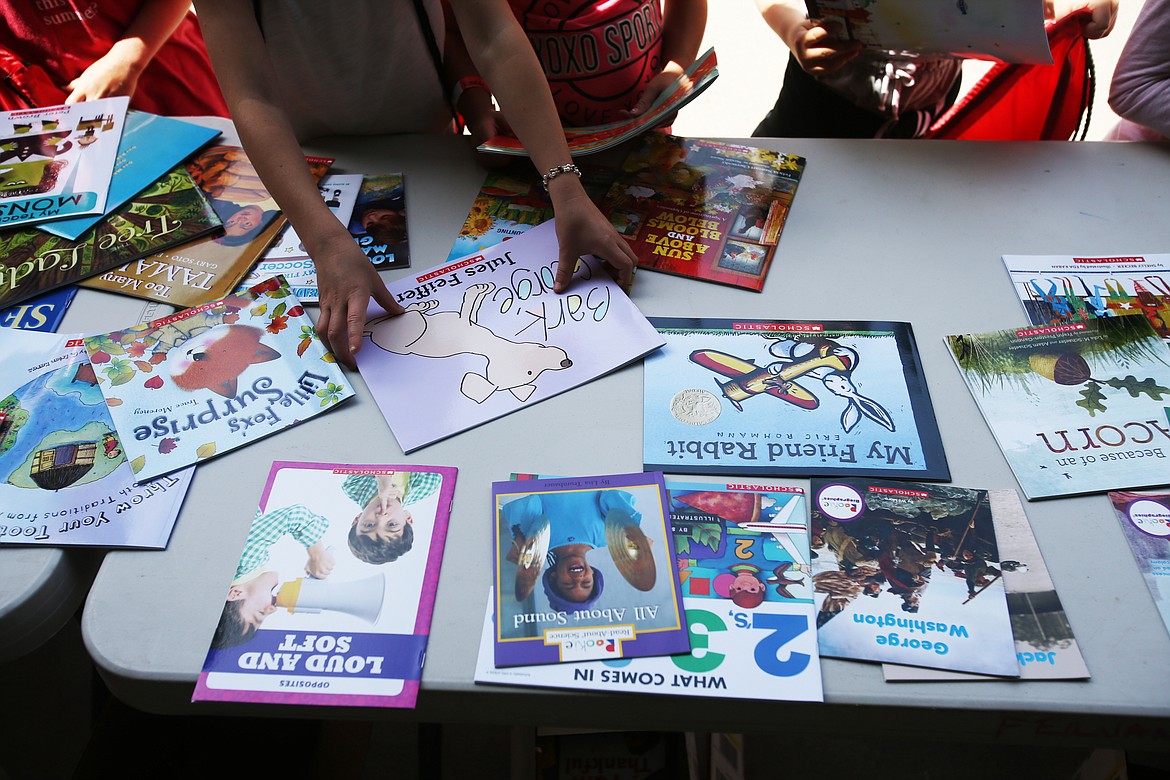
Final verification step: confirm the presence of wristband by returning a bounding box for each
[452,75,490,108]
[541,163,582,191]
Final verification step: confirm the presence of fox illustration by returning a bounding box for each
[169,324,281,398]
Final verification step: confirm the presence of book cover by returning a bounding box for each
[82,276,354,483]
[945,315,1170,499]
[0,163,223,309]
[0,328,193,548]
[39,110,219,240]
[356,219,664,453]
[445,161,613,263]
[478,48,719,157]
[804,0,1052,63]
[883,489,1090,681]
[644,317,949,480]
[1003,253,1170,345]
[491,471,689,667]
[810,477,1019,676]
[476,481,823,701]
[348,173,409,270]
[0,285,77,332]
[193,461,457,707]
[1106,490,1170,641]
[600,133,805,291]
[80,146,331,307]
[0,96,128,228]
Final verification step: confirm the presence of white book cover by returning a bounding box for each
[356,219,664,452]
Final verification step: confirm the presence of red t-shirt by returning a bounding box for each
[0,0,229,116]
[509,0,664,127]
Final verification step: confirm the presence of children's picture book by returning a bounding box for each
[0,285,77,332]
[445,161,613,263]
[810,477,1019,676]
[883,489,1090,681]
[804,0,1052,63]
[0,96,128,228]
[348,173,409,270]
[193,461,457,707]
[1107,490,1170,641]
[0,163,223,309]
[478,48,719,157]
[644,317,949,480]
[39,110,219,240]
[1003,253,1170,345]
[0,329,193,548]
[599,133,805,291]
[945,315,1170,499]
[81,147,330,308]
[491,472,689,667]
[477,481,823,701]
[82,276,354,483]
[259,172,363,262]
[356,219,664,453]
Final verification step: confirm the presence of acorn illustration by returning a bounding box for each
[1028,352,1091,385]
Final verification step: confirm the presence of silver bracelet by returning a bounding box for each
[541,163,582,191]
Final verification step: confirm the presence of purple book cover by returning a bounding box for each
[194,461,456,708]
[492,471,690,667]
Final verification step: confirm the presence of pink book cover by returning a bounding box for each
[193,460,456,708]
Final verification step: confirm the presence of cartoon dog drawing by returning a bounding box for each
[365,282,572,403]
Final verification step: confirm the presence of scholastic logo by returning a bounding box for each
[1073,256,1144,264]
[868,486,929,498]
[65,338,85,347]
[1016,324,1086,338]
[725,483,803,493]
[732,322,823,332]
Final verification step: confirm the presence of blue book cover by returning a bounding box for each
[0,285,77,332]
[39,111,219,240]
[643,317,949,480]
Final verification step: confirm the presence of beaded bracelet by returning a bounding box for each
[541,163,582,191]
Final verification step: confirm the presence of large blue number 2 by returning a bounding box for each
[752,612,811,677]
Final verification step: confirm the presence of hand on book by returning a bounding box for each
[65,50,142,104]
[549,186,638,295]
[314,233,404,368]
[793,20,864,76]
[620,65,693,128]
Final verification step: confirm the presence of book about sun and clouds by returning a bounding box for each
[644,317,949,480]
[1106,490,1170,641]
[810,477,1019,676]
[477,481,823,701]
[0,164,222,310]
[0,96,128,228]
[883,489,1090,681]
[599,133,805,291]
[0,328,192,548]
[82,276,353,483]
[946,315,1170,499]
[1003,253,1170,345]
[38,110,219,240]
[194,461,456,707]
[356,219,664,453]
[491,472,688,668]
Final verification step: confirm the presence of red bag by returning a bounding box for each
[926,12,1094,141]
[0,46,68,111]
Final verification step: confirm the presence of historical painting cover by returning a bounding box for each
[40,110,219,240]
[883,489,1090,681]
[194,461,457,707]
[81,147,331,307]
[1107,490,1170,641]
[946,315,1170,499]
[1003,253,1170,346]
[477,481,823,701]
[0,164,222,309]
[357,220,664,453]
[347,173,409,270]
[599,132,804,291]
[0,328,192,548]
[0,96,128,228]
[810,477,1019,676]
[82,276,353,482]
[491,472,689,667]
[644,317,949,480]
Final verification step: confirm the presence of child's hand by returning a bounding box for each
[1046,0,1118,39]
[621,65,692,127]
[548,183,638,294]
[314,231,403,368]
[792,20,863,75]
[305,542,335,579]
[66,48,142,103]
